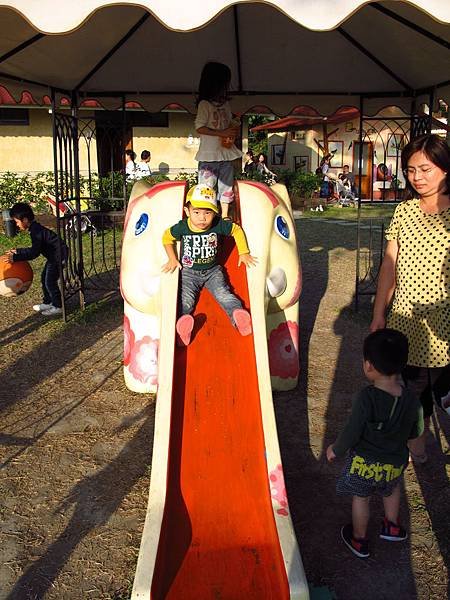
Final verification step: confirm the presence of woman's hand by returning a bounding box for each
[369,315,386,332]
[238,253,258,268]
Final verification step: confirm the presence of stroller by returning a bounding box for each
[328,173,358,207]
[46,195,97,238]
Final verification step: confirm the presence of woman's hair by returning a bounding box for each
[401,134,450,197]
[197,62,231,105]
[258,153,267,163]
[126,149,136,162]
[141,150,151,161]
[246,150,254,159]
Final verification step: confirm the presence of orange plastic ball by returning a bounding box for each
[0,257,33,297]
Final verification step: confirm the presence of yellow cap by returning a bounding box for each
[186,184,218,213]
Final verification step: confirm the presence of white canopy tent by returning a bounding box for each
[0,0,449,115]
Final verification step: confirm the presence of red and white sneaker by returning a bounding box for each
[176,315,194,346]
[341,524,369,558]
[380,518,407,541]
[233,309,252,336]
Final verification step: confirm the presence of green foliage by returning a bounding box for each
[0,171,54,212]
[236,169,271,185]
[174,171,198,189]
[289,172,323,199]
[145,172,171,185]
[247,114,272,157]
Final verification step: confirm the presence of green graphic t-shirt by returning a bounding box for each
[169,217,233,270]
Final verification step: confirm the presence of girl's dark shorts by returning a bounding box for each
[336,452,406,498]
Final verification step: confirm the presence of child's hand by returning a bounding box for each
[326,444,336,462]
[238,253,258,268]
[2,249,16,263]
[220,126,239,138]
[162,258,182,273]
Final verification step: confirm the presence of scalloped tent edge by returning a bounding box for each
[0,1,448,116]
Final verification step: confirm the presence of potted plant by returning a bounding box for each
[290,172,322,209]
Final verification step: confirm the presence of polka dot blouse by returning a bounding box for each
[385,198,450,368]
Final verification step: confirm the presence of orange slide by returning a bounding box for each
[124,180,309,600]
[151,238,289,599]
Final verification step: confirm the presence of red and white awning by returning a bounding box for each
[0,1,449,115]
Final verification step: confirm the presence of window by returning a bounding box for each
[0,108,30,125]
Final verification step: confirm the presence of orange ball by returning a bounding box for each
[0,257,33,297]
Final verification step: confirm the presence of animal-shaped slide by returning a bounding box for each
[121,180,309,599]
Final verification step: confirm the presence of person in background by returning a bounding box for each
[243,150,257,176]
[135,150,152,179]
[125,149,137,181]
[370,134,450,463]
[194,61,242,220]
[339,164,355,191]
[256,153,276,181]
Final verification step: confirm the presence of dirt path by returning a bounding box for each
[0,218,448,599]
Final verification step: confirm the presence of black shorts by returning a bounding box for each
[336,452,405,498]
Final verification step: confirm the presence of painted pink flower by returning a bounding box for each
[269,464,289,516]
[123,315,135,366]
[128,336,159,384]
[268,321,299,379]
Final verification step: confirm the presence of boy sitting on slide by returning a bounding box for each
[162,184,257,346]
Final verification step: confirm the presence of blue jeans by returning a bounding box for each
[198,160,235,204]
[41,260,62,308]
[180,265,242,322]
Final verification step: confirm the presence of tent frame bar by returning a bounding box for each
[337,27,412,91]
[74,11,150,91]
[0,33,45,65]
[371,2,450,50]
[233,6,243,92]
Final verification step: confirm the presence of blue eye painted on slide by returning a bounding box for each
[135,213,149,236]
[274,215,289,240]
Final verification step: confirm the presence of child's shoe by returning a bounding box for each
[379,518,407,541]
[341,524,370,558]
[41,306,63,317]
[176,314,194,346]
[33,303,53,312]
[233,309,252,336]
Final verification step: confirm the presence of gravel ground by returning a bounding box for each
[0,218,448,600]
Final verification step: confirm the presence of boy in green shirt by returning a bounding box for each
[327,329,423,559]
[162,184,257,345]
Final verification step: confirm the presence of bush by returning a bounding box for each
[174,171,198,188]
[289,172,322,199]
[0,171,55,212]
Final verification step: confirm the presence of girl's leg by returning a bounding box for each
[217,161,235,219]
[198,161,218,190]
[352,496,370,539]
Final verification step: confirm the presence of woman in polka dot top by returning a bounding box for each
[371,134,450,463]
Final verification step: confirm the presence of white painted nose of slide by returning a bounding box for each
[266,267,287,298]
